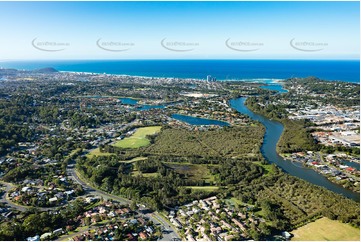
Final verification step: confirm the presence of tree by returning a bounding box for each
[0,222,23,240]
[130,201,137,211]
[249,229,261,240]
[84,217,91,226]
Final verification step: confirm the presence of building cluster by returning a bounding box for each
[286,151,359,192]
[24,199,159,241]
[169,196,266,241]
[9,181,77,207]
[287,105,360,148]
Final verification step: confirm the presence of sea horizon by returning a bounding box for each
[0,59,359,83]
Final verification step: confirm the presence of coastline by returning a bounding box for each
[59,70,285,84]
[1,59,359,83]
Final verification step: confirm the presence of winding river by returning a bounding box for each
[229,97,360,202]
[121,94,359,201]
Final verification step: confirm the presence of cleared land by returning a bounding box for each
[183,186,219,192]
[86,148,114,158]
[291,217,360,241]
[123,157,148,163]
[114,126,161,149]
[165,163,216,183]
[132,171,159,178]
[253,161,275,176]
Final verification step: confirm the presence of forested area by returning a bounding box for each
[246,97,318,153]
[257,172,360,228]
[145,126,265,160]
[78,126,360,233]
[1,72,359,240]
[76,155,216,210]
[78,152,360,231]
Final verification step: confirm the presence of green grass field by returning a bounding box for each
[291,217,360,241]
[164,163,216,183]
[184,186,219,192]
[226,197,244,206]
[86,148,114,158]
[254,161,275,176]
[120,156,148,163]
[132,171,159,178]
[114,126,162,149]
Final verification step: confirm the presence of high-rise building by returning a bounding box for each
[207,75,216,82]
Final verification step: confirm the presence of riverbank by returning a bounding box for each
[229,96,360,201]
[244,94,360,194]
[281,152,360,193]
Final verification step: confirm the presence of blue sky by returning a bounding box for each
[0,1,359,60]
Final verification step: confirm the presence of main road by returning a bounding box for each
[0,163,180,240]
[66,163,181,241]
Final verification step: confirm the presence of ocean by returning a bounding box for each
[0,60,359,83]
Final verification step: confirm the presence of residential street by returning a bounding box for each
[0,165,180,241]
[66,165,180,241]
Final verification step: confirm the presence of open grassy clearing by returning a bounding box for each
[291,217,360,241]
[114,126,161,149]
[226,198,257,209]
[120,156,148,163]
[183,186,219,192]
[132,171,159,178]
[254,161,275,176]
[226,197,245,206]
[86,148,114,158]
[164,163,216,183]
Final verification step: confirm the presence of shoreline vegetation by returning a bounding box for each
[244,78,360,193]
[79,123,360,230]
[0,68,359,240]
[245,98,318,154]
[79,126,360,231]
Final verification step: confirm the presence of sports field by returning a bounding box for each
[291,217,360,241]
[114,126,161,148]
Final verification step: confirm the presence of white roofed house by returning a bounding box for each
[170,218,183,229]
[26,235,40,241]
[21,186,32,193]
[49,197,58,203]
[53,228,63,236]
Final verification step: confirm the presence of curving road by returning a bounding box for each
[0,181,56,212]
[0,167,181,241]
[66,165,181,241]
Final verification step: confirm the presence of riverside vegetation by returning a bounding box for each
[78,124,360,237]
[0,69,359,240]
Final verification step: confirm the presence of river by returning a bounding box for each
[229,97,360,201]
[121,94,359,201]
